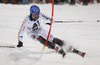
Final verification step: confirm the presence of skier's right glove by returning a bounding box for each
[17,41,23,47]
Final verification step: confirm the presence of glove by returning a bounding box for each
[46,23,51,25]
[17,41,23,47]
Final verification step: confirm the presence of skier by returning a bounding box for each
[17,5,86,57]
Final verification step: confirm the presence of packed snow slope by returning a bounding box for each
[0,3,100,65]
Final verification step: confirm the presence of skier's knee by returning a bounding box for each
[53,38,64,46]
[37,36,55,49]
[37,36,45,45]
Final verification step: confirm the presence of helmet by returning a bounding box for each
[30,5,40,14]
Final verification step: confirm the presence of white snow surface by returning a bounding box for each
[0,3,100,65]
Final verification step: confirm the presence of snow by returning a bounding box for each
[0,3,100,65]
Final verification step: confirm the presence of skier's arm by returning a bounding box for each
[18,21,26,42]
[17,16,28,47]
[40,13,54,25]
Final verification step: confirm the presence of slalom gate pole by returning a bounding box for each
[42,0,54,50]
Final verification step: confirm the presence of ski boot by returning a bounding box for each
[54,45,66,58]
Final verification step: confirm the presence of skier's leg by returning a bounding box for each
[37,36,66,57]
[53,38,86,57]
[37,36,55,49]
[53,38,75,52]
[53,38,64,46]
[52,37,74,52]
[53,38,78,52]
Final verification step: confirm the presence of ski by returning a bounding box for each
[0,45,15,48]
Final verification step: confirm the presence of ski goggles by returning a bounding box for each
[32,13,40,17]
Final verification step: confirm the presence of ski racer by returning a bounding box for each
[17,5,86,57]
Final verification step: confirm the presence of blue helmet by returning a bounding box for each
[30,5,40,14]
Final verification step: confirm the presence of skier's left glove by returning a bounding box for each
[17,41,23,47]
[46,23,51,25]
